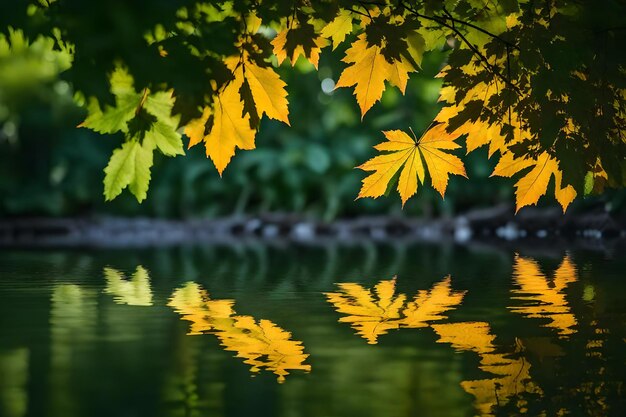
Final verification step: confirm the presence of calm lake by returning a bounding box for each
[1,242,625,417]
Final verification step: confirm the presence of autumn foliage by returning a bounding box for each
[8,1,626,211]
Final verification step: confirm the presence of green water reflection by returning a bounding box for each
[0,244,624,417]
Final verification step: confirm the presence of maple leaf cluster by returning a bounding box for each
[65,1,626,211]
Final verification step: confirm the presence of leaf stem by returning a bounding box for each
[135,88,150,116]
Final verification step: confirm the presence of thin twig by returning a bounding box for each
[348,7,370,18]
[399,0,518,49]
[399,1,519,92]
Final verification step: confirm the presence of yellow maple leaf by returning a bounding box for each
[184,106,211,149]
[357,125,467,206]
[184,45,288,175]
[320,9,353,49]
[492,151,577,212]
[325,278,406,344]
[401,276,466,328]
[335,35,389,117]
[223,50,290,126]
[433,64,584,213]
[271,26,327,69]
[387,54,417,94]
[184,76,256,176]
[243,59,290,125]
[434,81,508,157]
[335,34,416,118]
[490,149,534,178]
[509,254,578,337]
[169,282,310,382]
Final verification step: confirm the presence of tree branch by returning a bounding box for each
[397,0,518,49]
[399,1,519,92]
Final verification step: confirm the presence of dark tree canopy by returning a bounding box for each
[2,0,625,211]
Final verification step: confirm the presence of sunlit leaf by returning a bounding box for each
[80,67,183,202]
[185,76,256,176]
[320,9,353,50]
[272,25,326,69]
[357,126,467,205]
[335,34,417,118]
[492,152,577,212]
[243,59,290,125]
[128,138,155,202]
[103,141,139,201]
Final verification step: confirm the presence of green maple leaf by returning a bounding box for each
[82,66,184,202]
[103,140,139,201]
[128,138,155,203]
[80,67,142,134]
[104,137,155,203]
[81,93,142,134]
[80,67,184,148]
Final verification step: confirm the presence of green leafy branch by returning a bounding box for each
[79,67,184,202]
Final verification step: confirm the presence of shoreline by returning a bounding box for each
[1,204,625,250]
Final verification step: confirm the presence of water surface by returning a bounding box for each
[0,243,625,417]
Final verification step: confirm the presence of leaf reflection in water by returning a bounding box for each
[0,349,29,417]
[432,322,543,417]
[325,276,466,344]
[103,266,153,306]
[168,282,311,383]
[401,277,467,328]
[509,255,578,336]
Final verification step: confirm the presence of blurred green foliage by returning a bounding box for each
[0,25,624,219]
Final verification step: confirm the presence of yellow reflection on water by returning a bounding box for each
[103,266,153,306]
[168,282,311,383]
[402,277,466,328]
[509,255,578,336]
[49,284,97,415]
[325,276,466,344]
[433,322,543,416]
